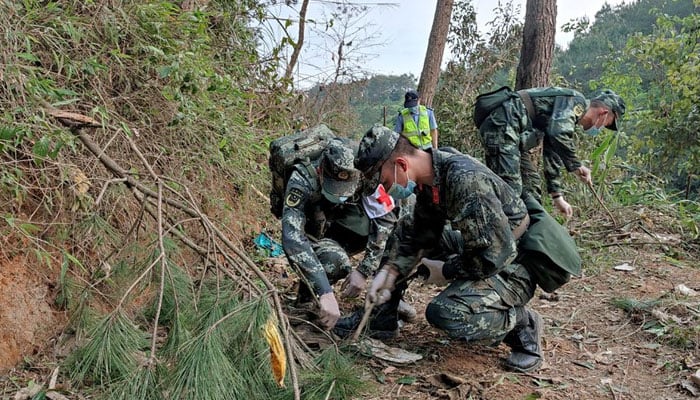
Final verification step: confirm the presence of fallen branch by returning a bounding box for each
[587,181,618,227]
[52,112,302,399]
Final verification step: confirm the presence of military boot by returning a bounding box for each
[333,301,399,340]
[294,282,315,306]
[502,307,544,372]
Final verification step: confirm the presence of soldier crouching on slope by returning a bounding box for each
[281,138,415,330]
[334,126,554,372]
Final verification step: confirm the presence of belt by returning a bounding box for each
[517,90,536,121]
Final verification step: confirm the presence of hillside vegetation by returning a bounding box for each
[0,0,698,399]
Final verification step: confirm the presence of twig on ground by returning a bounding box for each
[587,181,618,227]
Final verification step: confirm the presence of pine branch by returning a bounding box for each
[62,122,302,399]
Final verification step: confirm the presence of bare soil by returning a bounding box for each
[352,248,700,400]
[1,218,698,400]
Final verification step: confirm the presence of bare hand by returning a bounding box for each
[575,166,592,186]
[552,196,573,219]
[419,258,448,286]
[340,269,367,298]
[318,292,340,329]
[367,266,399,305]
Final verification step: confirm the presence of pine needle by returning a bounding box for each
[107,362,164,400]
[275,347,365,400]
[168,331,240,400]
[68,310,149,385]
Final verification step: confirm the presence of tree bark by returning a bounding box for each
[515,0,556,89]
[417,0,454,107]
[284,0,310,82]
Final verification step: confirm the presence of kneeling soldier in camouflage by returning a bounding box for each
[335,126,551,372]
[281,139,400,330]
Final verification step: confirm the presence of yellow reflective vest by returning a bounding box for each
[400,106,432,149]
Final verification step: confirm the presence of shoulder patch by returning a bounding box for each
[285,187,304,209]
[573,103,585,118]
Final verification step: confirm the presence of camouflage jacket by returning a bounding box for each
[384,149,528,280]
[281,164,396,296]
[521,87,588,194]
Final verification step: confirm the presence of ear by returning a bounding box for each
[395,157,408,172]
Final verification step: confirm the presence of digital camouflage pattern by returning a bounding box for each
[379,149,536,343]
[268,124,336,218]
[590,89,626,130]
[281,161,396,296]
[319,139,361,199]
[478,87,589,197]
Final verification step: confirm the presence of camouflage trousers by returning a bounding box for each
[310,238,354,284]
[478,100,543,202]
[424,228,537,344]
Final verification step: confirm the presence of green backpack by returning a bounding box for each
[268,124,336,218]
[472,86,517,128]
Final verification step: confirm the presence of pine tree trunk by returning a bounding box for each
[417,0,454,107]
[515,0,556,200]
[515,0,556,89]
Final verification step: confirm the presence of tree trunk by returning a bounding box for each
[515,0,556,201]
[515,0,556,89]
[284,0,310,82]
[417,0,454,107]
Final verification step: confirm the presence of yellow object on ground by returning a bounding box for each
[264,317,286,387]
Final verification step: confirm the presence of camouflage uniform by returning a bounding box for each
[383,148,536,343]
[478,87,588,201]
[281,161,396,297]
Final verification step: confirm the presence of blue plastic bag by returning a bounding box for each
[254,232,284,257]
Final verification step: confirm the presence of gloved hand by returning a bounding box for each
[318,292,340,329]
[340,269,367,298]
[419,258,448,286]
[367,266,399,306]
[574,165,592,186]
[552,196,573,219]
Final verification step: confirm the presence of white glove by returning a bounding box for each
[574,166,592,186]
[318,292,340,329]
[340,269,367,298]
[552,196,573,219]
[367,266,399,306]
[419,258,448,286]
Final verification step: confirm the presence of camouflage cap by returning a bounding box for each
[356,124,399,194]
[591,89,626,130]
[320,139,361,200]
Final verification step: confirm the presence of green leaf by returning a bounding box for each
[0,126,21,140]
[32,136,50,158]
[19,222,40,235]
[158,66,172,78]
[17,52,40,62]
[397,376,416,385]
[62,251,86,272]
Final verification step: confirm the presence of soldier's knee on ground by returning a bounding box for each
[425,302,463,338]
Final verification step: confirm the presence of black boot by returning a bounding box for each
[333,301,399,340]
[294,282,315,306]
[502,307,544,372]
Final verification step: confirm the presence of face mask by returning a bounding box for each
[584,115,604,136]
[387,163,416,200]
[322,191,349,204]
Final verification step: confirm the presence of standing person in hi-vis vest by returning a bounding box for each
[394,90,438,150]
